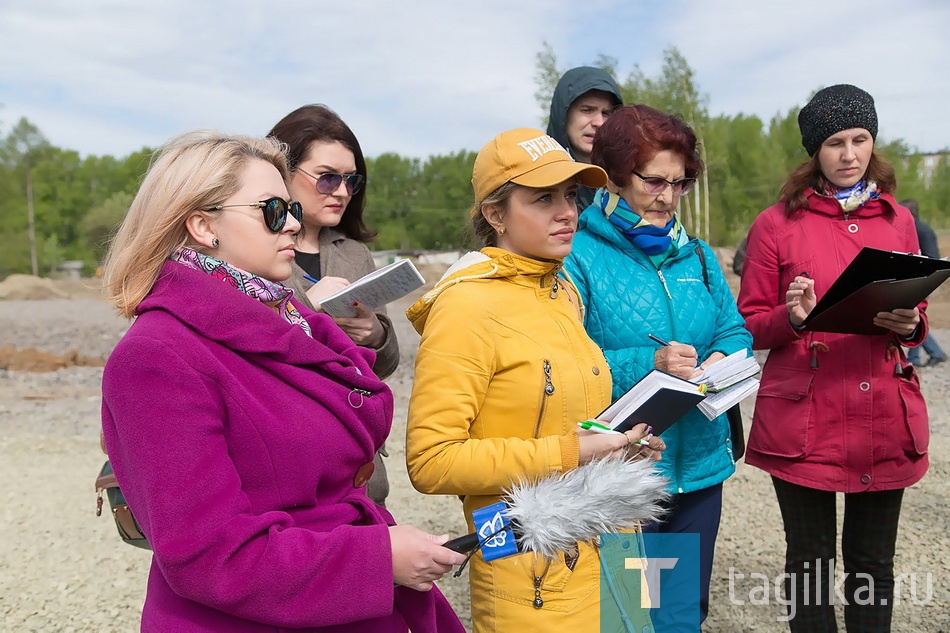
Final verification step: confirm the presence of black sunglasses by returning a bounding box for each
[207,197,303,232]
[632,170,697,196]
[297,167,365,195]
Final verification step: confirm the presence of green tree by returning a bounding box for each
[926,155,950,227]
[0,118,51,275]
[534,41,562,124]
[0,118,151,276]
[414,150,477,249]
[364,153,421,250]
[620,47,709,128]
[81,190,133,261]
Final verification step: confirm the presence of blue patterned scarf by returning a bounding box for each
[172,248,312,338]
[596,189,688,255]
[824,179,880,212]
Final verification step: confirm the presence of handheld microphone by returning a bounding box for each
[443,457,668,566]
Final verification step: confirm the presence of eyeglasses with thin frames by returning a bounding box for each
[206,197,303,233]
[297,167,365,195]
[632,170,696,196]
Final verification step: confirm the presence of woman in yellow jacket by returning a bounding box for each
[406,128,665,632]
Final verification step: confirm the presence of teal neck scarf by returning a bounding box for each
[597,189,687,255]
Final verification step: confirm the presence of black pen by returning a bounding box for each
[648,333,671,347]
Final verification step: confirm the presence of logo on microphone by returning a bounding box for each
[478,512,509,548]
[472,502,518,562]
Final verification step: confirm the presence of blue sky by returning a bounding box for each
[1,0,947,159]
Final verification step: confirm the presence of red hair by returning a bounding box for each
[591,105,703,187]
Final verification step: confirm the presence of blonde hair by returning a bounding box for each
[103,131,289,318]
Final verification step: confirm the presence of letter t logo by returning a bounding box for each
[625,557,679,608]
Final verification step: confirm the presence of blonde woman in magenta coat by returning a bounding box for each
[100,131,465,633]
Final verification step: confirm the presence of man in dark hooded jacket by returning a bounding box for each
[547,66,623,211]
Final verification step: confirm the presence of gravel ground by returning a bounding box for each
[1,290,948,632]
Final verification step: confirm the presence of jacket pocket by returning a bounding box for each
[779,257,817,296]
[896,369,929,456]
[489,545,597,613]
[749,365,815,458]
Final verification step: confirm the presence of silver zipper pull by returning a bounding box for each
[348,388,371,409]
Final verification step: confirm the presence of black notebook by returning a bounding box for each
[598,369,706,435]
[802,247,950,335]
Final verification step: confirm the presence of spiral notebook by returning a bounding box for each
[318,259,425,318]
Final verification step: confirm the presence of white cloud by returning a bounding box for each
[661,0,950,150]
[1,0,947,160]
[0,0,575,157]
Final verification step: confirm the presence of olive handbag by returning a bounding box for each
[95,459,150,549]
[95,429,151,549]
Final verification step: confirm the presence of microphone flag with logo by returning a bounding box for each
[444,457,668,571]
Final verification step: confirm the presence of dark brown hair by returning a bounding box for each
[268,104,376,242]
[780,151,896,216]
[591,105,703,187]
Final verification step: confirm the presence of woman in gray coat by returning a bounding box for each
[269,105,398,506]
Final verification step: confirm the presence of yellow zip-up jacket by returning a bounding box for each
[406,248,648,632]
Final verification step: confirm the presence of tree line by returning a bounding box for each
[1,46,948,278]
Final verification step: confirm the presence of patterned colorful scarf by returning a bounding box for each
[171,248,312,338]
[824,179,880,212]
[596,189,688,255]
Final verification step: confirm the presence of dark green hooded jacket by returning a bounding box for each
[546,67,623,211]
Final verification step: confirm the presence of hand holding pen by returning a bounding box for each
[302,274,351,308]
[576,421,665,462]
[302,273,385,348]
[649,333,701,380]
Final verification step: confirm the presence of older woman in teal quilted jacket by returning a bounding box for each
[564,105,752,627]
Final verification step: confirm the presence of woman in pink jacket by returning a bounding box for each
[100,131,465,632]
[737,85,929,632]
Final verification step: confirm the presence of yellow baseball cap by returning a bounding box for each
[470,128,607,215]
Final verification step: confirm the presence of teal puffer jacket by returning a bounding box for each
[564,202,753,494]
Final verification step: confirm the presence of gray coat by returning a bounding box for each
[284,227,398,506]
[284,227,400,380]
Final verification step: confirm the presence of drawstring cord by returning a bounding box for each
[809,341,829,369]
[452,523,510,577]
[886,342,906,376]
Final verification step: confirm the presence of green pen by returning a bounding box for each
[577,420,623,435]
[577,420,653,446]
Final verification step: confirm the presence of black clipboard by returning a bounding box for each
[802,247,950,335]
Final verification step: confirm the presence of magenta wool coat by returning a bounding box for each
[737,190,929,493]
[101,261,463,633]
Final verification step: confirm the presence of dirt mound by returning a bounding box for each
[0,346,104,372]
[0,275,71,300]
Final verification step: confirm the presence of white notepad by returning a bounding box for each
[318,259,425,318]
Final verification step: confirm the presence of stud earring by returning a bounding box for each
[498,227,506,235]
[211,237,219,248]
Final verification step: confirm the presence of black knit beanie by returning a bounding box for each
[798,84,878,156]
